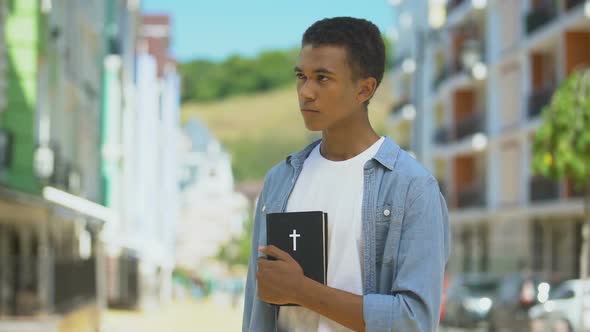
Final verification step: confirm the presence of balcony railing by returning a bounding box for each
[438,181,448,200]
[434,126,451,144]
[0,257,96,317]
[525,2,558,35]
[529,176,560,202]
[390,99,409,116]
[565,0,585,10]
[391,54,407,70]
[434,59,465,90]
[568,179,587,198]
[527,84,556,119]
[447,0,467,14]
[457,183,486,208]
[455,111,486,140]
[448,59,465,80]
[434,65,450,90]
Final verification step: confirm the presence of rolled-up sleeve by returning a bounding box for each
[242,175,269,332]
[363,176,451,332]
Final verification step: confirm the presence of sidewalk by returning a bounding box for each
[102,297,242,332]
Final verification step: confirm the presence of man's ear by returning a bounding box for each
[356,77,378,105]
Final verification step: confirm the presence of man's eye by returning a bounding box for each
[317,75,329,81]
[295,73,306,79]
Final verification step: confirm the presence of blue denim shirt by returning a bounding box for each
[242,136,450,332]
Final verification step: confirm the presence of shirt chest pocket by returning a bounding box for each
[375,204,403,265]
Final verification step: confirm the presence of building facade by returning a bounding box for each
[0,0,115,330]
[388,0,590,279]
[176,119,248,272]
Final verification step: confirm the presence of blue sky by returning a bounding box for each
[142,0,394,62]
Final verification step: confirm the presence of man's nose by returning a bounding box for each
[298,80,316,101]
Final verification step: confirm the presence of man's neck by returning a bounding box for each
[320,115,381,161]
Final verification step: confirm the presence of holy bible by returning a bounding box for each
[266,211,328,306]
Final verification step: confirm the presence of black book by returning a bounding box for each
[266,211,328,306]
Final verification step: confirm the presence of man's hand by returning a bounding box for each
[257,245,305,305]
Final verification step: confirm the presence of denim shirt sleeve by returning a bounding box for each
[242,176,265,331]
[363,176,451,332]
[242,173,276,332]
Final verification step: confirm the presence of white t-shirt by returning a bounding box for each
[277,137,385,332]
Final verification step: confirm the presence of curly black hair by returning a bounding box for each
[302,17,385,88]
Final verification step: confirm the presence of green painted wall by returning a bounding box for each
[2,0,41,193]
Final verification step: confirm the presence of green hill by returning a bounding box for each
[181,77,394,183]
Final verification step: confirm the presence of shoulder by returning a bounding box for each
[262,139,320,190]
[390,149,440,202]
[264,160,288,183]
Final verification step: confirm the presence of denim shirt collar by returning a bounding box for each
[286,135,401,171]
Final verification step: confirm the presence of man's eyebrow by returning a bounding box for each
[293,66,336,75]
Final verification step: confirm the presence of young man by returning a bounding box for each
[242,17,450,332]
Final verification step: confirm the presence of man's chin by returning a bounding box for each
[304,123,324,132]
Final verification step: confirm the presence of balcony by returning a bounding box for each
[525,2,558,35]
[434,126,451,144]
[529,176,560,202]
[457,183,486,208]
[567,179,587,198]
[434,59,464,91]
[447,0,467,14]
[438,180,449,200]
[391,54,407,71]
[570,186,587,198]
[434,65,450,90]
[565,0,585,10]
[527,84,556,119]
[390,99,409,116]
[455,111,486,140]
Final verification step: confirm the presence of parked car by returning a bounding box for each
[487,272,562,332]
[529,279,590,332]
[441,273,500,328]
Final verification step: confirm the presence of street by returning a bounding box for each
[102,297,243,332]
[102,297,490,332]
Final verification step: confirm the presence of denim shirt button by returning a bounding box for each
[383,209,390,217]
[262,205,266,212]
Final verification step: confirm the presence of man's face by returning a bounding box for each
[294,44,361,131]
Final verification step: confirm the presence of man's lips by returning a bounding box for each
[301,109,319,113]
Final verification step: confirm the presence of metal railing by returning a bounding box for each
[457,183,486,208]
[438,181,448,201]
[433,58,468,91]
[390,99,409,116]
[525,1,558,35]
[391,54,407,70]
[434,65,450,90]
[434,126,451,144]
[569,181,587,198]
[447,0,467,14]
[455,111,486,140]
[527,84,556,119]
[529,176,560,202]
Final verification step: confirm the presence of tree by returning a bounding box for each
[532,68,590,330]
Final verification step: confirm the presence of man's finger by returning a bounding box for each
[257,257,271,270]
[259,245,293,262]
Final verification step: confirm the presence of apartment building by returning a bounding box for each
[388,0,590,278]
